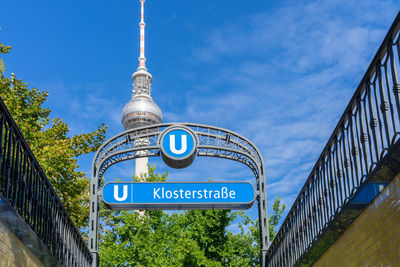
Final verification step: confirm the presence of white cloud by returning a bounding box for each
[170,0,399,222]
[34,0,399,230]
[41,81,125,138]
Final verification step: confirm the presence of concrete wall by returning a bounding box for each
[0,221,43,267]
[313,175,400,266]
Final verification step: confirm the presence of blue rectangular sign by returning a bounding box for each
[102,182,256,210]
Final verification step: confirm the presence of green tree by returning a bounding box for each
[100,165,219,266]
[0,43,107,229]
[268,196,286,241]
[99,166,285,266]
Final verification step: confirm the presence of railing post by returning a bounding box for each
[89,171,100,267]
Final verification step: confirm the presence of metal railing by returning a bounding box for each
[266,11,400,266]
[0,97,93,266]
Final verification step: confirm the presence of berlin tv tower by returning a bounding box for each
[121,0,162,178]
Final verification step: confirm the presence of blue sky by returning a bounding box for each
[1,0,399,231]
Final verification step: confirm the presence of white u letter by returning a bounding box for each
[170,135,187,154]
[114,185,128,201]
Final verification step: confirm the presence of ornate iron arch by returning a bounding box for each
[88,123,269,266]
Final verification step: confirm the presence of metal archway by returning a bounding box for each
[88,123,269,266]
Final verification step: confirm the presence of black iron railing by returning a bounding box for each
[0,97,92,266]
[266,11,400,266]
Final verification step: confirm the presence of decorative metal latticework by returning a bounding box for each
[0,97,93,266]
[266,11,400,266]
[93,123,262,178]
[88,123,269,266]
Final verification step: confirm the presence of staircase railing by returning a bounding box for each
[266,11,400,266]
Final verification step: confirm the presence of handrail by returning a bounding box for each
[266,11,400,266]
[0,96,93,266]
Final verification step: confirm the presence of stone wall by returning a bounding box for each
[313,175,400,266]
[0,221,43,267]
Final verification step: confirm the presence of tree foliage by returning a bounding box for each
[0,43,107,229]
[268,196,286,241]
[99,166,285,266]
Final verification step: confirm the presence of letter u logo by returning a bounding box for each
[169,134,187,154]
[114,185,128,201]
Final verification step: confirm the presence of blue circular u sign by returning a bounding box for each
[160,126,197,169]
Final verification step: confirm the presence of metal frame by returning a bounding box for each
[0,97,93,266]
[266,11,400,266]
[88,123,269,266]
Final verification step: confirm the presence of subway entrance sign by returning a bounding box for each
[102,182,256,210]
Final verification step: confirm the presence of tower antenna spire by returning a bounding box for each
[138,0,146,70]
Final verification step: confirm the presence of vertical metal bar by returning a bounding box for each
[300,197,307,255]
[333,142,343,210]
[309,179,317,242]
[296,205,301,263]
[89,171,100,267]
[275,237,281,267]
[316,171,323,235]
[320,160,330,222]
[0,115,4,193]
[367,83,380,162]
[287,217,293,267]
[316,170,325,232]
[39,180,45,239]
[377,66,392,146]
[373,81,386,154]
[389,45,400,128]
[312,176,320,238]
[291,217,296,266]
[358,99,370,177]
[296,203,302,259]
[345,126,355,194]
[327,151,337,215]
[25,160,32,223]
[349,116,360,190]
[33,174,40,235]
[11,137,19,206]
[362,92,375,171]
[50,196,56,254]
[327,155,335,219]
[384,62,397,134]
[277,231,283,267]
[304,196,309,254]
[16,142,24,214]
[43,184,49,244]
[15,141,21,212]
[4,128,13,200]
[27,161,34,224]
[292,215,297,265]
[1,125,9,195]
[291,206,298,262]
[339,129,350,200]
[306,184,313,246]
[353,107,365,184]
[282,225,288,266]
[303,195,309,252]
[32,171,38,232]
[20,148,28,216]
[10,132,17,202]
